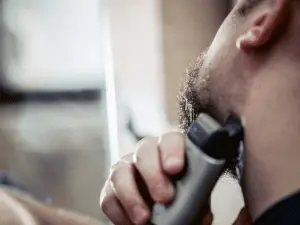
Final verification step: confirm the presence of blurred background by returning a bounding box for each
[0,0,242,224]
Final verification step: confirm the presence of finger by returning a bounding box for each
[159,132,185,175]
[110,160,150,225]
[100,180,132,225]
[120,153,154,205]
[133,137,174,203]
[233,207,252,225]
[120,152,134,163]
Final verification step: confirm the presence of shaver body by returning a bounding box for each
[149,114,242,225]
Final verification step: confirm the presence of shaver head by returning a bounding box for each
[187,113,244,160]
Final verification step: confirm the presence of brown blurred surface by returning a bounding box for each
[0,102,109,224]
[162,0,229,124]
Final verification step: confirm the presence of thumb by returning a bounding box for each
[233,207,252,225]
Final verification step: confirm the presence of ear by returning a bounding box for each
[236,0,289,51]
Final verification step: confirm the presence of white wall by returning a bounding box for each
[109,0,170,158]
[3,0,105,91]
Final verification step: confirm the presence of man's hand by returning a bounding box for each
[100,132,252,225]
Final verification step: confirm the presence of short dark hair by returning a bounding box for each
[237,0,266,16]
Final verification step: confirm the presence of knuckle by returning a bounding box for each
[109,162,131,183]
[160,132,184,147]
[125,198,139,210]
[161,131,183,140]
[109,169,119,184]
[159,132,185,157]
[121,152,134,161]
[136,136,157,150]
[110,153,134,173]
[149,176,165,194]
[134,136,158,163]
[147,176,171,201]
[110,161,120,172]
[144,171,173,202]
[110,159,131,174]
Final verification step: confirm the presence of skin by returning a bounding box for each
[100,0,300,224]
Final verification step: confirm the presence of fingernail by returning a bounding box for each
[165,158,183,169]
[132,206,149,224]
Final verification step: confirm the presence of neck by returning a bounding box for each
[241,61,300,220]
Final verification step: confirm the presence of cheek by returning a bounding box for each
[210,33,235,60]
[205,14,238,66]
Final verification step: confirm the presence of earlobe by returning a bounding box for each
[236,28,261,51]
[236,13,278,51]
[236,0,289,52]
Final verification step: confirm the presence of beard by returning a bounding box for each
[177,52,210,133]
[177,52,238,176]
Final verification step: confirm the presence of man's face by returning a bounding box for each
[178,0,294,175]
[178,1,252,132]
[178,1,258,175]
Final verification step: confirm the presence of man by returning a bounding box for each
[100,0,300,224]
